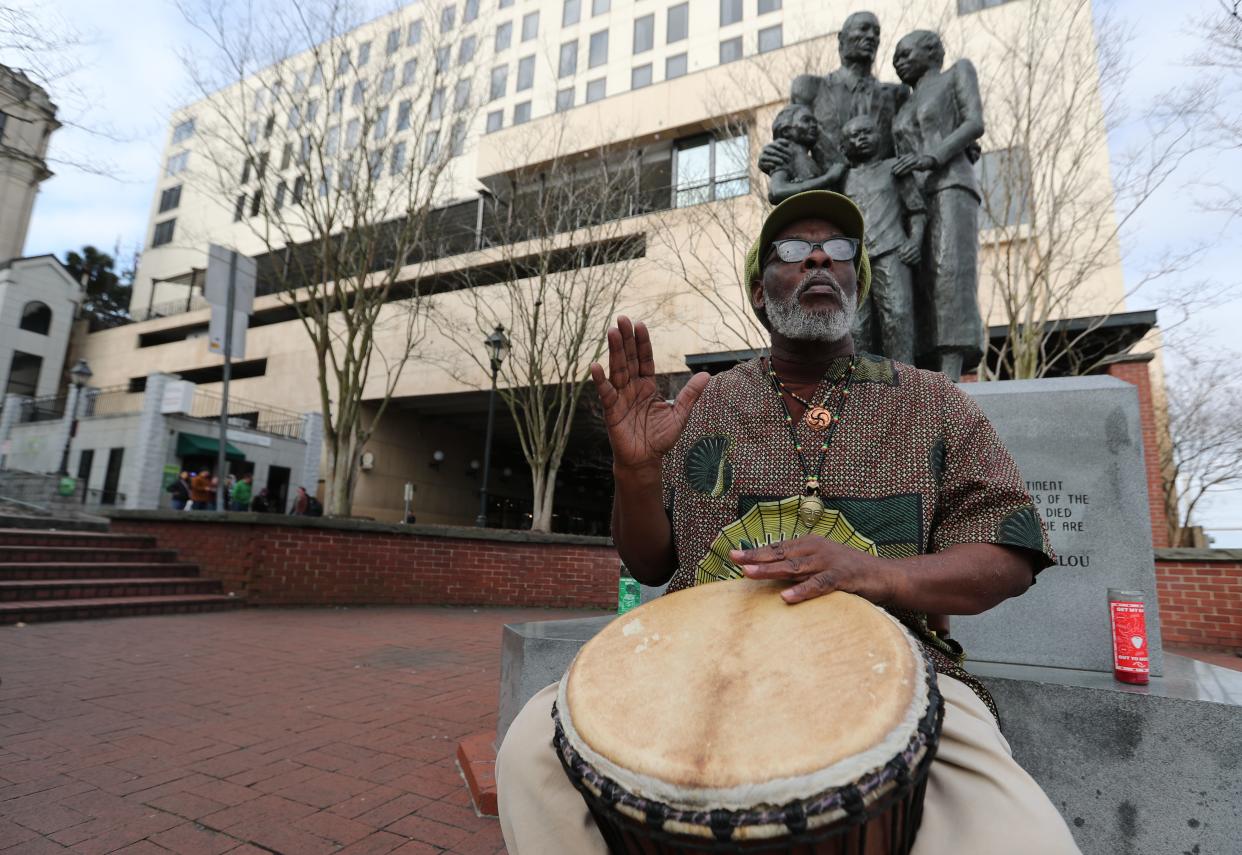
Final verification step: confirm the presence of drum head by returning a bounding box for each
[561,579,928,811]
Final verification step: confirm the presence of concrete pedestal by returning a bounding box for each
[496,614,1242,855]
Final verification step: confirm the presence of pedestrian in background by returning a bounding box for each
[167,471,191,510]
[231,473,253,511]
[190,469,213,510]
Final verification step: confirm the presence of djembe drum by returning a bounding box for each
[552,579,943,854]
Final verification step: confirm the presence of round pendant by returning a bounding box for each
[798,494,825,528]
[804,406,833,431]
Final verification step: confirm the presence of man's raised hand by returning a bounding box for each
[589,317,709,472]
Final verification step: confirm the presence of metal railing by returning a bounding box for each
[80,385,145,418]
[134,293,211,322]
[188,387,305,440]
[17,394,66,424]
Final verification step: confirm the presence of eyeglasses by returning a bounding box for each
[765,237,859,266]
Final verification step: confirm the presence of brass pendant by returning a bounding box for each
[798,494,825,528]
[804,406,833,431]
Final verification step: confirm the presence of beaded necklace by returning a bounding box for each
[767,356,859,526]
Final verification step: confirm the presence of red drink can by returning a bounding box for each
[1108,588,1150,685]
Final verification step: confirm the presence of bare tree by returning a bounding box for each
[1159,350,1242,547]
[178,0,487,515]
[970,0,1217,379]
[442,119,650,532]
[1193,0,1242,219]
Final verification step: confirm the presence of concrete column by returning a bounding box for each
[0,393,28,469]
[298,412,324,495]
[127,373,174,509]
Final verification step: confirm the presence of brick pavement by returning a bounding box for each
[0,606,603,854]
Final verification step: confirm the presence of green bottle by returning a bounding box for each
[617,563,641,614]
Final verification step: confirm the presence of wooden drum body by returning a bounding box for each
[553,579,943,854]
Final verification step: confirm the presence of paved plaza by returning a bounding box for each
[0,606,603,854]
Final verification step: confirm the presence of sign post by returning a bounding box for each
[204,245,257,511]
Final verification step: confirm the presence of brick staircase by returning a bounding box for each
[0,527,240,624]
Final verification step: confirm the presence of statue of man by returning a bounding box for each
[891,30,985,381]
[759,11,907,201]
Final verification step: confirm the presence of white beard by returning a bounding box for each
[763,273,857,343]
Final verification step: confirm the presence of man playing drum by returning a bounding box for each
[498,190,1080,854]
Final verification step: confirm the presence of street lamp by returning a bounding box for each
[57,359,93,476]
[476,324,510,527]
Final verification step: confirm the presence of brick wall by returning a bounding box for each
[109,512,619,609]
[1155,549,1242,651]
[1104,355,1169,548]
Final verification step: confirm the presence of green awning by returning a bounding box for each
[176,432,246,461]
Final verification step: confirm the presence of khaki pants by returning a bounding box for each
[497,676,1080,855]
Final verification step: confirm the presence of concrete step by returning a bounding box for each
[0,594,241,624]
[0,578,222,602]
[0,562,201,581]
[0,546,178,564]
[0,528,155,549]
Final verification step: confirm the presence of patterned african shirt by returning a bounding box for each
[659,354,1052,709]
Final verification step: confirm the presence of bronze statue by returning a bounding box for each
[767,104,844,202]
[841,115,924,364]
[891,30,985,381]
[758,11,906,200]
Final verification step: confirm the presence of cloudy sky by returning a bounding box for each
[9,0,1241,544]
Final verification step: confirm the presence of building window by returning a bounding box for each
[633,14,654,54]
[158,184,182,213]
[758,0,781,12]
[293,175,306,205]
[380,66,395,94]
[5,352,41,397]
[588,30,608,68]
[408,20,423,46]
[464,0,480,24]
[171,118,195,145]
[164,151,189,176]
[346,118,361,148]
[957,0,1018,12]
[454,79,471,111]
[563,0,580,27]
[514,101,532,124]
[395,100,411,131]
[459,35,477,65]
[673,133,749,207]
[386,27,401,55]
[556,87,575,112]
[250,189,263,216]
[667,3,689,43]
[357,41,371,67]
[0,111,8,143]
[720,36,743,64]
[517,55,535,90]
[429,88,445,119]
[402,59,418,86]
[450,120,466,156]
[435,46,451,73]
[326,125,340,157]
[720,0,743,26]
[758,24,782,53]
[257,151,269,180]
[592,0,610,15]
[496,21,513,52]
[441,5,455,32]
[240,156,252,183]
[331,87,344,113]
[424,131,440,165]
[351,80,366,106]
[234,194,246,221]
[273,180,287,211]
[309,64,323,87]
[338,50,352,74]
[374,106,390,139]
[666,53,688,79]
[486,110,504,133]
[522,11,539,41]
[500,0,513,7]
[977,147,1033,228]
[152,218,176,246]
[631,63,652,89]
[305,99,319,125]
[280,142,293,171]
[559,41,578,78]
[586,78,606,103]
[491,66,509,100]
[19,302,51,335]
[391,141,407,174]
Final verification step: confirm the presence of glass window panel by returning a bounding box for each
[586,78,605,102]
[357,42,371,67]
[496,21,513,52]
[720,0,743,26]
[486,110,504,133]
[665,52,687,79]
[719,36,743,64]
[346,118,361,147]
[588,30,608,68]
[391,140,406,174]
[563,0,580,26]
[715,134,749,180]
[429,87,444,119]
[631,63,652,89]
[450,120,466,155]
[441,5,455,32]
[380,66,395,94]
[559,41,578,77]
[454,79,471,111]
[517,55,535,90]
[436,46,450,73]
[592,0,610,15]
[459,35,477,64]
[674,138,711,208]
[490,65,509,100]
[758,0,781,12]
[758,24,782,53]
[407,20,423,46]
[667,3,688,43]
[555,87,574,112]
[386,28,400,55]
[514,100,531,124]
[633,14,653,53]
[396,100,411,130]
[521,11,539,41]
[464,0,479,24]
[402,58,418,86]
[374,107,389,139]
